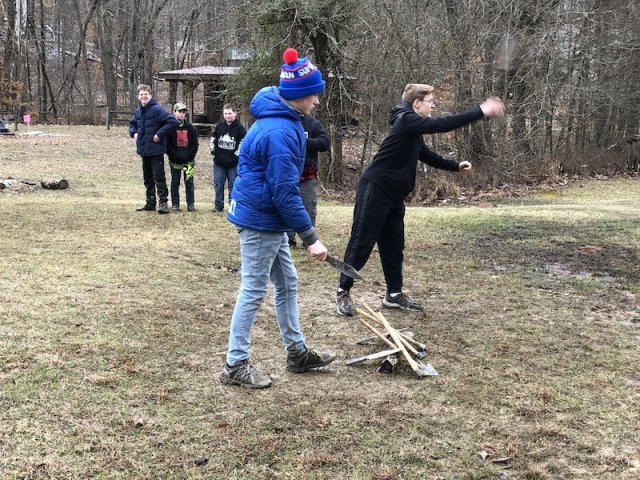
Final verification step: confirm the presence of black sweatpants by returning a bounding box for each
[141,154,168,204]
[339,178,405,293]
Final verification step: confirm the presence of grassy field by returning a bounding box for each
[1,126,639,479]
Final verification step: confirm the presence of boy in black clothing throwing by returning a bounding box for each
[167,103,199,212]
[336,83,504,316]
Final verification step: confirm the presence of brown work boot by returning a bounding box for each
[286,346,336,373]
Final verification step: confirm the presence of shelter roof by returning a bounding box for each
[156,66,241,82]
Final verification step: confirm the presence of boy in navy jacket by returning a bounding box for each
[128,84,177,214]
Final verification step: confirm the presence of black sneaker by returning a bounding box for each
[187,205,196,212]
[171,205,180,212]
[336,289,354,316]
[382,292,424,311]
[136,203,155,211]
[158,202,170,214]
[286,347,336,373]
[214,204,224,212]
[220,360,272,389]
[288,237,297,248]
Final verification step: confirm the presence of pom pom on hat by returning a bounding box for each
[279,47,325,100]
[283,48,299,65]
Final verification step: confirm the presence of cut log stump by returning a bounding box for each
[41,178,69,190]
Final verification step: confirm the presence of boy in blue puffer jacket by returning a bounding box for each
[128,84,177,214]
[220,48,336,389]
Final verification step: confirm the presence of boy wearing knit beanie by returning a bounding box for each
[220,48,335,389]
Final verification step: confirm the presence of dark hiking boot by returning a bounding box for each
[220,360,272,389]
[158,202,170,214]
[286,347,336,373]
[213,204,224,212]
[136,203,155,211]
[336,289,354,316]
[382,292,424,311]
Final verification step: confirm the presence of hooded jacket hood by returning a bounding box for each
[250,86,303,122]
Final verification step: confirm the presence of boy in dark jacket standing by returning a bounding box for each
[209,104,246,212]
[335,83,505,316]
[220,48,336,389]
[287,114,330,246]
[167,102,199,212]
[128,84,177,214]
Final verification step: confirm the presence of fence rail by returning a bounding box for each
[106,107,131,129]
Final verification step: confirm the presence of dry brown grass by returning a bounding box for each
[1,126,639,479]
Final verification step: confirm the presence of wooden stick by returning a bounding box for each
[362,305,424,357]
[369,309,423,358]
[381,317,421,374]
[365,307,422,375]
[355,327,409,345]
[356,314,397,350]
[397,334,427,352]
[362,307,428,351]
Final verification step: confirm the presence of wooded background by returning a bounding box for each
[1,0,639,191]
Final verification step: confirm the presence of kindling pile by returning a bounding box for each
[347,304,438,377]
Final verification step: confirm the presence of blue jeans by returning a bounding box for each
[170,165,195,207]
[226,228,306,365]
[213,164,237,209]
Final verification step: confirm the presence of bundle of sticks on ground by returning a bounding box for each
[347,304,438,377]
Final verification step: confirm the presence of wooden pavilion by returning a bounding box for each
[156,66,241,134]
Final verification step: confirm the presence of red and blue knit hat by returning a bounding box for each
[279,48,325,100]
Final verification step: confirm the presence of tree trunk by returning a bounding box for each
[2,0,17,81]
[73,0,95,123]
[96,2,117,111]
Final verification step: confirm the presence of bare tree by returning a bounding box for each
[2,0,639,188]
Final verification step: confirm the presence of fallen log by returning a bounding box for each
[41,178,69,190]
